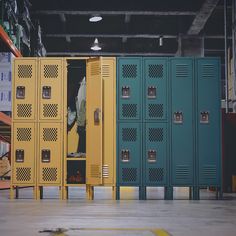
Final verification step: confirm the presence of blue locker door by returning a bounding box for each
[170,58,194,186]
[118,123,141,186]
[143,58,168,121]
[118,57,142,121]
[144,123,167,186]
[196,58,221,187]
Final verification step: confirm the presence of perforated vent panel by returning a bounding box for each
[149,168,164,182]
[42,168,58,182]
[17,104,32,118]
[148,104,163,118]
[149,64,163,78]
[149,128,163,142]
[18,65,32,78]
[203,165,216,179]
[16,167,31,181]
[122,65,137,78]
[122,128,137,142]
[90,164,100,178]
[176,64,189,77]
[17,128,31,141]
[44,65,58,78]
[43,104,58,118]
[102,64,111,78]
[43,128,58,141]
[176,165,190,179]
[122,168,137,182]
[91,63,100,76]
[202,64,214,79]
[122,104,137,118]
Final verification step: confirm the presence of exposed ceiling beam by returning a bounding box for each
[34,10,197,16]
[43,33,230,39]
[59,13,66,22]
[125,14,131,23]
[188,0,220,35]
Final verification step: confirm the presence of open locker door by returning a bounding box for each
[86,58,103,185]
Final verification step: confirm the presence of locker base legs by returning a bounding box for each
[112,186,117,200]
[140,186,146,200]
[63,186,68,200]
[216,187,223,200]
[116,186,120,200]
[193,187,200,200]
[164,187,173,200]
[10,186,14,199]
[15,186,19,199]
[87,186,94,200]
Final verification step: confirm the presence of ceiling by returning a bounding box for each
[30,0,233,58]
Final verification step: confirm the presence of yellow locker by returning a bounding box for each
[12,122,36,185]
[13,59,37,121]
[38,122,62,185]
[39,59,63,121]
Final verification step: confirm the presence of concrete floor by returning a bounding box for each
[0,187,236,236]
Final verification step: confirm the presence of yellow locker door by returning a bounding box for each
[86,58,103,185]
[38,123,62,185]
[39,59,63,121]
[13,59,37,121]
[12,123,36,185]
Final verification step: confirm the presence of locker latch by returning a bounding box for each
[173,111,183,124]
[148,86,156,99]
[16,86,25,99]
[121,150,130,162]
[148,150,157,163]
[200,111,209,124]
[42,86,51,99]
[94,108,101,124]
[122,86,130,98]
[41,149,51,163]
[15,149,24,162]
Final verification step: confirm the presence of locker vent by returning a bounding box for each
[102,64,111,78]
[102,165,109,178]
[176,165,190,179]
[43,104,58,117]
[203,165,216,179]
[122,104,137,118]
[43,128,58,141]
[122,65,137,78]
[202,64,214,79]
[122,168,137,182]
[149,168,164,182]
[149,128,163,142]
[18,65,32,78]
[17,128,31,141]
[17,104,32,118]
[16,167,31,181]
[90,164,100,178]
[91,63,100,76]
[122,128,137,142]
[149,64,163,78]
[176,64,189,77]
[42,168,58,181]
[44,65,58,78]
[148,104,163,118]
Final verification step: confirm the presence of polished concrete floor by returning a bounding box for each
[0,187,236,236]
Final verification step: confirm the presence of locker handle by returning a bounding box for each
[200,111,210,124]
[121,150,130,162]
[148,150,157,163]
[173,111,183,124]
[41,149,51,163]
[16,86,25,99]
[94,108,101,124]
[147,86,156,99]
[15,149,24,162]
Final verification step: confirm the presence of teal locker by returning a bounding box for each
[118,57,142,121]
[170,58,194,186]
[144,123,167,186]
[118,123,141,186]
[143,58,168,121]
[196,58,221,187]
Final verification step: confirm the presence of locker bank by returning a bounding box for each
[10,56,221,200]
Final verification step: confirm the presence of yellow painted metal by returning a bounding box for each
[102,57,116,185]
[86,58,103,185]
[13,58,37,121]
[38,122,62,185]
[67,122,79,154]
[39,58,63,121]
[11,122,36,185]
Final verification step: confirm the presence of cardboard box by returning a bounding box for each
[0,52,14,66]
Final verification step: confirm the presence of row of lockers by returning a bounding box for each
[117,57,221,189]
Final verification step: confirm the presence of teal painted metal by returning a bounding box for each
[118,57,142,121]
[143,58,168,121]
[196,58,221,187]
[143,123,167,186]
[170,58,194,186]
[118,122,142,186]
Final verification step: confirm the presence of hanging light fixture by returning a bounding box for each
[91,38,101,51]
[159,36,163,46]
[89,15,102,22]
